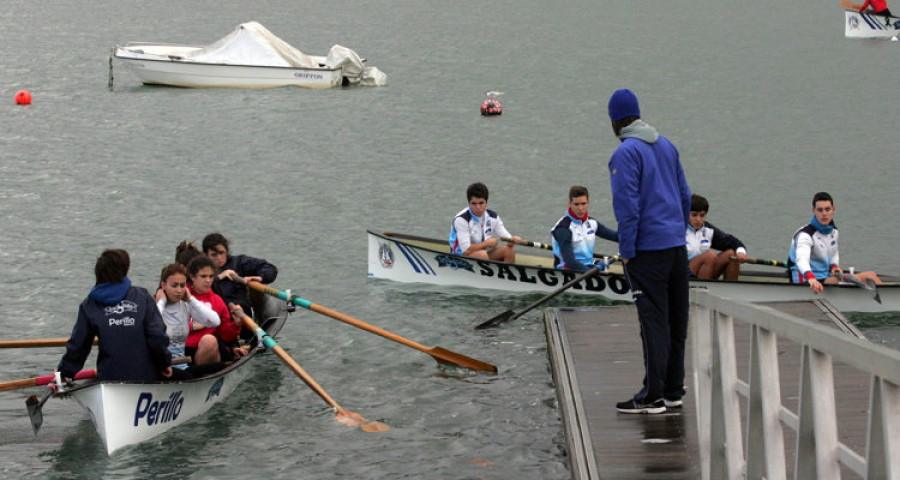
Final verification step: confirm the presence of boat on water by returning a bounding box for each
[842,0,900,38]
[112,21,387,88]
[367,229,900,314]
[47,289,292,455]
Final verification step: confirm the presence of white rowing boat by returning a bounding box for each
[842,0,900,38]
[48,290,292,454]
[366,229,900,314]
[112,21,387,88]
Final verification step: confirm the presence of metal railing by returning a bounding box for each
[691,289,900,480]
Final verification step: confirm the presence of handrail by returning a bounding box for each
[690,289,900,480]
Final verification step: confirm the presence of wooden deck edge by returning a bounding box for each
[544,308,599,480]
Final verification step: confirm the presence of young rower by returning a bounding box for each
[551,185,618,271]
[686,194,748,280]
[788,191,882,294]
[187,256,248,362]
[449,182,522,262]
[156,263,223,379]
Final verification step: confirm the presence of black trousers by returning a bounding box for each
[623,246,690,403]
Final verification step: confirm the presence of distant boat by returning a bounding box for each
[112,21,387,88]
[367,229,900,314]
[842,0,900,38]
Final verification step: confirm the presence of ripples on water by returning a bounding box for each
[3,0,900,477]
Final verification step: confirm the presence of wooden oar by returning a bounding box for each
[836,273,882,304]
[235,310,389,432]
[476,265,603,330]
[0,369,97,392]
[841,0,863,10]
[501,237,616,261]
[729,256,788,268]
[245,281,497,373]
[0,338,98,349]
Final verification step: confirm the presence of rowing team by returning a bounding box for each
[56,233,278,385]
[449,183,882,294]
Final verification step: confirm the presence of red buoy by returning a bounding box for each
[480,98,502,116]
[15,90,32,105]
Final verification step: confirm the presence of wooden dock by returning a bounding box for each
[545,299,870,480]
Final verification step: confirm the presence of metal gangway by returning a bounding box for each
[691,289,900,479]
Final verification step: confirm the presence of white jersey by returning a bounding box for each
[789,223,839,282]
[449,208,512,254]
[156,297,220,368]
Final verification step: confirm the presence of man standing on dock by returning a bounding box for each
[606,89,692,414]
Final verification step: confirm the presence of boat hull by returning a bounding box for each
[367,229,900,313]
[114,47,343,89]
[58,289,291,454]
[845,10,900,38]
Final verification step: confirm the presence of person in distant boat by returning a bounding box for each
[606,89,692,415]
[449,182,522,263]
[551,185,618,271]
[859,0,892,18]
[202,232,278,317]
[156,263,224,379]
[186,256,248,362]
[789,191,882,294]
[57,249,173,382]
[686,194,747,281]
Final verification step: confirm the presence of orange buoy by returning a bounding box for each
[15,90,32,105]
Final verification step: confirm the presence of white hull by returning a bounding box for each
[65,366,251,454]
[367,230,900,314]
[114,46,342,89]
[845,10,900,38]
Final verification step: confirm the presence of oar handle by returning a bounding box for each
[729,256,788,268]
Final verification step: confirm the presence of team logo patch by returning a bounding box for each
[378,244,395,269]
[435,254,475,272]
[848,15,859,29]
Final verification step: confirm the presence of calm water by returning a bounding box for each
[2,0,900,478]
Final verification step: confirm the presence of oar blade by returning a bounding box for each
[866,279,882,304]
[475,310,516,330]
[429,346,498,373]
[335,409,391,432]
[26,388,52,435]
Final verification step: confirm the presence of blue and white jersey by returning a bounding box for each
[551,212,618,271]
[789,223,839,283]
[449,208,511,254]
[685,222,746,261]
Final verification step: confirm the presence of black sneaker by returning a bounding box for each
[664,398,683,409]
[616,398,666,414]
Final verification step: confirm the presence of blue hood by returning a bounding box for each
[88,277,132,305]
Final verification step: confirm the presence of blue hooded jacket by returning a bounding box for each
[58,278,171,381]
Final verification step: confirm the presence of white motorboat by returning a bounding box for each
[367,229,900,314]
[112,21,387,88]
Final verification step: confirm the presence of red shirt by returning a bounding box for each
[860,0,889,13]
[186,287,241,347]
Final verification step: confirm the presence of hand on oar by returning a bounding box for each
[729,256,788,268]
[235,310,389,432]
[0,338,98,349]
[246,281,497,373]
[476,264,608,330]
